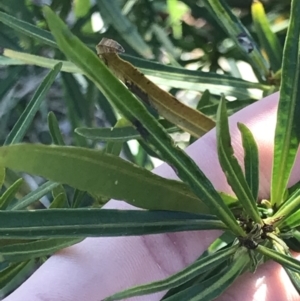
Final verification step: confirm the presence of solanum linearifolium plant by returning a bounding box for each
[0,0,299,300]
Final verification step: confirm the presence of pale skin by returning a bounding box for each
[4,91,300,301]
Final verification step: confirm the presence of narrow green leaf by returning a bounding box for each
[151,24,180,67]
[0,66,25,99]
[76,121,178,142]
[103,245,238,301]
[219,192,239,209]
[0,178,23,210]
[0,144,213,215]
[206,231,235,254]
[273,243,300,295]
[216,98,261,223]
[251,0,283,72]
[43,6,244,236]
[48,112,66,145]
[256,244,300,273]
[12,181,59,210]
[61,72,88,147]
[50,193,69,209]
[279,208,300,230]
[162,263,229,300]
[61,72,90,124]
[0,238,81,262]
[104,118,129,156]
[203,0,270,81]
[162,232,235,300]
[1,48,79,72]
[162,247,250,301]
[0,209,226,239]
[285,267,300,295]
[0,48,271,99]
[0,11,57,48]
[238,123,259,201]
[125,55,270,92]
[197,90,211,110]
[4,169,31,198]
[4,63,62,145]
[72,189,85,208]
[0,167,5,190]
[272,188,300,227]
[95,0,153,59]
[271,0,300,207]
[285,230,300,252]
[0,261,31,290]
[167,0,188,40]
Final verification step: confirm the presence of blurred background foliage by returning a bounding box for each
[0,0,293,297]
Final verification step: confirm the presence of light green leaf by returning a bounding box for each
[251,0,283,72]
[0,49,271,99]
[216,98,261,223]
[50,193,69,209]
[256,244,300,273]
[76,121,178,142]
[12,181,59,210]
[272,188,300,227]
[0,144,211,214]
[0,178,23,210]
[238,123,259,201]
[0,261,32,290]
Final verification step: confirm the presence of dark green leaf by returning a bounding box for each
[197,90,211,110]
[4,63,62,145]
[125,54,270,99]
[0,11,56,48]
[0,238,81,262]
[95,0,153,59]
[103,245,238,301]
[271,0,300,207]
[61,72,88,147]
[162,247,250,301]
[47,112,66,145]
[0,209,226,239]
